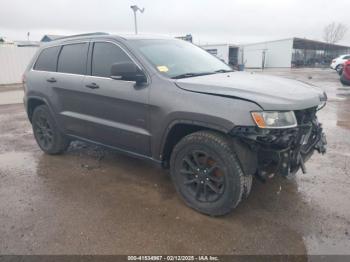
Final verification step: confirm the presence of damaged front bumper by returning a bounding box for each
[231,107,327,179]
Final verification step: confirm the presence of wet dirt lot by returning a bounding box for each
[0,69,349,255]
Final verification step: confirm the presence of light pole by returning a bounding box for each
[130,5,144,34]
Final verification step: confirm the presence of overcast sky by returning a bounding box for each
[0,0,349,45]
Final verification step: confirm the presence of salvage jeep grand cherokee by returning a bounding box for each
[23,33,327,216]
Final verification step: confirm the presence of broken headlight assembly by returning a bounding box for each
[251,111,297,129]
[232,107,326,180]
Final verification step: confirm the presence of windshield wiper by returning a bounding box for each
[214,69,234,73]
[171,72,215,79]
[171,69,233,79]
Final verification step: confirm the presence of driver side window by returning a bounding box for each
[91,42,133,78]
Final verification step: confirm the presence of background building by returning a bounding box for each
[202,38,350,69]
[40,34,64,42]
[14,41,40,47]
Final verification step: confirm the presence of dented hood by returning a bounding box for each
[175,72,325,110]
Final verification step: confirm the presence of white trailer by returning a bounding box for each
[0,45,38,84]
[200,44,239,66]
[201,40,293,68]
[238,38,294,68]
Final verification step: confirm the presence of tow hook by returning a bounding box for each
[298,153,307,174]
[280,150,306,177]
[315,132,327,154]
[279,149,291,177]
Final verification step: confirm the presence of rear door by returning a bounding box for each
[79,41,150,156]
[48,42,90,137]
[29,46,61,104]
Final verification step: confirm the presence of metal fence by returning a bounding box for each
[0,45,38,85]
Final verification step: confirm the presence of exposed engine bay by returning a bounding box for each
[231,107,327,180]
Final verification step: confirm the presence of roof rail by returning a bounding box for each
[54,32,109,41]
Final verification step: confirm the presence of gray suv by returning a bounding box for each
[24,33,327,216]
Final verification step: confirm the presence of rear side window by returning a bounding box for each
[343,56,350,60]
[91,42,133,78]
[57,43,88,75]
[34,46,60,72]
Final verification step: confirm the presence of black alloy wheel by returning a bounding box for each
[32,105,70,154]
[170,131,252,216]
[34,113,54,151]
[180,150,225,202]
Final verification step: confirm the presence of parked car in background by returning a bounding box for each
[340,60,350,86]
[330,54,350,73]
[23,33,327,216]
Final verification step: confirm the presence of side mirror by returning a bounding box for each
[110,62,147,84]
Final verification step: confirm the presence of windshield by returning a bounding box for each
[129,39,232,79]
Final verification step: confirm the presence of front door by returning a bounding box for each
[79,41,150,156]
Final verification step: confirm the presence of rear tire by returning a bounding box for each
[170,131,252,216]
[32,105,70,155]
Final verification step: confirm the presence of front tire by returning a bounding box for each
[170,131,252,216]
[32,105,70,155]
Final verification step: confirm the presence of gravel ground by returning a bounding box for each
[0,68,349,256]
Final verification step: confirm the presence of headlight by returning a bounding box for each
[251,111,297,129]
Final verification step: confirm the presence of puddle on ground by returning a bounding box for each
[0,151,37,176]
[0,90,23,105]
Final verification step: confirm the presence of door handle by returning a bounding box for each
[85,83,100,89]
[47,77,57,83]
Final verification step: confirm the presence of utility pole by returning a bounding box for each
[130,5,145,34]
